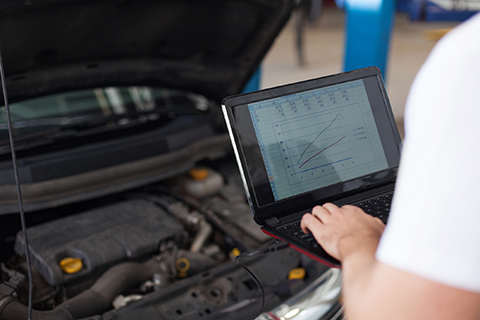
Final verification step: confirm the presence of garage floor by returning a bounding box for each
[261,6,460,138]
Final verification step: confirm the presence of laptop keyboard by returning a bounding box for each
[278,192,393,247]
[353,193,393,224]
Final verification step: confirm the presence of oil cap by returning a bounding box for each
[229,248,241,258]
[59,257,83,274]
[288,267,306,280]
[176,257,190,278]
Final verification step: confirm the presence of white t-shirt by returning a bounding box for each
[376,13,480,293]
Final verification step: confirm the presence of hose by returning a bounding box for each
[0,258,163,320]
[0,250,217,320]
[190,219,213,253]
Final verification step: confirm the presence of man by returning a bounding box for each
[301,12,480,319]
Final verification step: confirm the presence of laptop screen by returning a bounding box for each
[247,78,389,202]
[222,68,401,221]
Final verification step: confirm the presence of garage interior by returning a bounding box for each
[262,4,461,139]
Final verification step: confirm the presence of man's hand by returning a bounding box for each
[300,203,385,261]
[301,203,480,320]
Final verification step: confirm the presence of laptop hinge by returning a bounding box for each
[264,217,280,227]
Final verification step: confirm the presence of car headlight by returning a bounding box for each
[257,268,343,320]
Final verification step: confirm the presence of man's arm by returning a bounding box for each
[301,203,480,320]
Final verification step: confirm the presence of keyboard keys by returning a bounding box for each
[354,193,392,224]
[277,192,393,247]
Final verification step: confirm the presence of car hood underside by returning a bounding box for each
[0,0,294,103]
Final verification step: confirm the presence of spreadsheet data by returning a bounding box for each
[248,80,389,201]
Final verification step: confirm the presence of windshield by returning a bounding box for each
[0,86,210,141]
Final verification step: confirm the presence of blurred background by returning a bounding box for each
[260,0,473,138]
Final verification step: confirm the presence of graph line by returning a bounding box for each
[296,113,340,164]
[299,157,352,173]
[298,135,346,169]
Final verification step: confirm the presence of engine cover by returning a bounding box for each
[14,199,186,286]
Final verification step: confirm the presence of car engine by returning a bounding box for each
[0,163,328,320]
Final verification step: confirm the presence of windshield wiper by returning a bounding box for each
[0,105,202,153]
[0,114,112,145]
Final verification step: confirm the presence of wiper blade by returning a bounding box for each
[0,117,74,129]
[0,105,203,151]
[0,114,109,146]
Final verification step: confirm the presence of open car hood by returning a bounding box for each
[0,0,295,103]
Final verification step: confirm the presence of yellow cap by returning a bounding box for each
[230,248,241,258]
[176,257,190,278]
[288,267,306,280]
[189,168,208,181]
[59,257,83,274]
[176,257,190,272]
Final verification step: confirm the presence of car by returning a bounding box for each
[0,1,343,319]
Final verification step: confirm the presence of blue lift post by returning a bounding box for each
[242,67,262,93]
[343,0,395,80]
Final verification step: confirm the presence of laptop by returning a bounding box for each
[222,67,402,267]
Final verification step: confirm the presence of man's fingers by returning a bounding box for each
[322,202,341,214]
[301,213,323,234]
[311,204,332,221]
[310,203,342,224]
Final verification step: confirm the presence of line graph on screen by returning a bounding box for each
[268,101,378,188]
[296,113,341,165]
[274,107,356,173]
[297,135,346,169]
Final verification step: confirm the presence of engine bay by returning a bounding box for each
[0,162,329,320]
